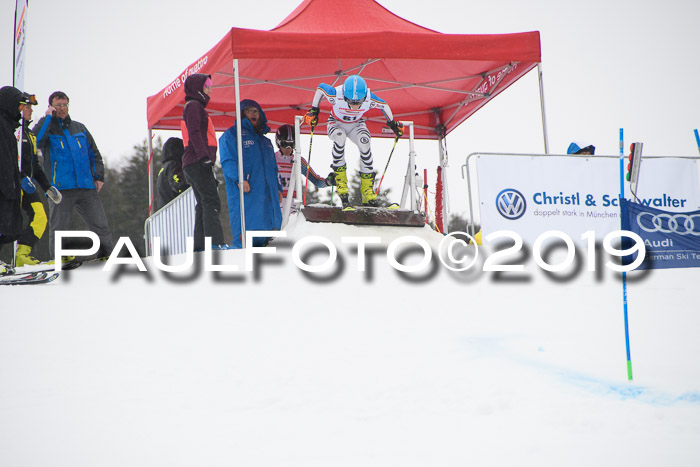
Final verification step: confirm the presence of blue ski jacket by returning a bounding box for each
[219,100,282,248]
[33,115,104,190]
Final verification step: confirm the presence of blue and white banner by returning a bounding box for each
[621,199,700,270]
[475,154,700,246]
[14,0,28,90]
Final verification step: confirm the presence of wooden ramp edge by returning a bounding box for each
[301,205,425,227]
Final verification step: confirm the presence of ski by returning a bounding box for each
[0,271,60,285]
[14,259,81,275]
[23,272,60,285]
[64,256,111,269]
[0,271,44,284]
[14,256,109,275]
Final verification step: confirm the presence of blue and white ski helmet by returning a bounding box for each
[343,75,368,105]
[567,142,596,155]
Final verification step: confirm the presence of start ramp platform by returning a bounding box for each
[301,204,425,227]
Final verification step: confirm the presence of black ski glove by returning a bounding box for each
[304,107,320,127]
[388,120,404,138]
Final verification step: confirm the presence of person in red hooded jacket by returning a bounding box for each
[181,73,225,250]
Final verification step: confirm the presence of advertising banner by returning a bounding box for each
[475,155,700,245]
[621,199,700,270]
[13,0,28,90]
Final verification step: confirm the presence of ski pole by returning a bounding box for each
[375,136,399,194]
[303,125,315,206]
[694,129,699,156]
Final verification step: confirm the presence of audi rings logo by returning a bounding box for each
[636,212,700,236]
[496,189,526,220]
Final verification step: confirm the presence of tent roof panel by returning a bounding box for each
[146,0,541,139]
[273,0,439,33]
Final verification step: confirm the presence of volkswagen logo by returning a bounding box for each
[496,189,526,220]
[636,212,700,236]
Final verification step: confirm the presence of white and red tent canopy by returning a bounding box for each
[146,0,541,140]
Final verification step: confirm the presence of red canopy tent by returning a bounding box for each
[147,0,541,138]
[145,0,545,229]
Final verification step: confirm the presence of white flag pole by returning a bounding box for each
[12,0,29,268]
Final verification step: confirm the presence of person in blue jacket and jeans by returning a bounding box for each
[219,99,282,248]
[33,91,113,258]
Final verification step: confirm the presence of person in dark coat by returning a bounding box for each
[154,137,188,212]
[181,73,225,250]
[219,99,282,248]
[16,99,62,266]
[0,86,27,274]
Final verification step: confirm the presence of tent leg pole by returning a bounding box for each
[147,128,154,214]
[145,128,154,257]
[234,58,246,248]
[400,122,416,211]
[438,134,449,232]
[294,118,303,206]
[538,63,550,155]
[282,116,304,228]
[400,156,410,209]
[408,122,417,212]
[465,155,477,238]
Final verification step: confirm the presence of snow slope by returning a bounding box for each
[2,213,700,467]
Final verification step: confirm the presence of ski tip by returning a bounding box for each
[44,272,61,283]
[0,271,59,285]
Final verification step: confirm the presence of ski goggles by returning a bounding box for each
[344,97,365,106]
[19,93,38,106]
[279,140,294,148]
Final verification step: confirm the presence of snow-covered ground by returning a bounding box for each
[2,214,700,466]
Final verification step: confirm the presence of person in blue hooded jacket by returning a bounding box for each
[219,100,282,248]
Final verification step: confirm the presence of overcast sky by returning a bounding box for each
[2,0,699,216]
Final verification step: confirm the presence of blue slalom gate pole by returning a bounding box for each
[619,128,633,381]
[694,129,699,155]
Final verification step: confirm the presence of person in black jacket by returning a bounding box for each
[16,99,62,266]
[0,86,28,274]
[154,137,189,212]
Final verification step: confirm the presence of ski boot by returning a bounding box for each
[0,260,15,276]
[16,244,41,267]
[360,172,378,206]
[39,255,76,267]
[333,165,352,210]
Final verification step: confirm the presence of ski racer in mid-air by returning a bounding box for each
[302,74,403,208]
